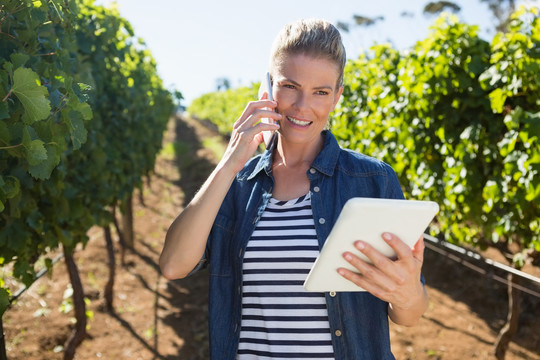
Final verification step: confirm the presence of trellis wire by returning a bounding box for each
[424,234,540,298]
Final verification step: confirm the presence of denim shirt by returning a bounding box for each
[198,130,406,359]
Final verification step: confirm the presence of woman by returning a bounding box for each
[160,18,429,360]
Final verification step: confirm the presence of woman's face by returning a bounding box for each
[272,53,343,146]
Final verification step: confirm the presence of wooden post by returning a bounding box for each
[494,273,522,360]
[112,206,126,266]
[122,194,134,249]
[0,317,7,360]
[63,247,87,360]
[103,225,116,313]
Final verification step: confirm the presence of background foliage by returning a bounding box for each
[187,84,258,135]
[0,0,174,315]
[332,7,539,267]
[189,8,540,267]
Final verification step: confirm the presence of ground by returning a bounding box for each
[3,115,540,360]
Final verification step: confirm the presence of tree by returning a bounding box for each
[422,0,518,32]
[481,0,517,31]
[335,15,384,33]
[423,1,462,15]
[216,77,231,91]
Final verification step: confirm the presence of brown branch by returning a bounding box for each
[0,143,22,150]
[2,90,11,102]
[0,31,17,41]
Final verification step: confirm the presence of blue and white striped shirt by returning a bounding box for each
[237,193,335,359]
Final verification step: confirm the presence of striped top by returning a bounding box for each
[237,193,335,359]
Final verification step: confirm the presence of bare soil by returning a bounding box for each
[3,115,540,360]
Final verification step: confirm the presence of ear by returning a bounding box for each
[331,86,344,111]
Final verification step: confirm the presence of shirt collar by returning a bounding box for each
[246,130,340,180]
[311,130,340,176]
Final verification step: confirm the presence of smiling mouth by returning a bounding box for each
[287,116,312,127]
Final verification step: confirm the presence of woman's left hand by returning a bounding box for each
[338,232,429,326]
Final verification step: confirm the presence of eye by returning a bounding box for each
[284,84,296,89]
[316,90,329,96]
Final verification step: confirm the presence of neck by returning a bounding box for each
[273,132,324,168]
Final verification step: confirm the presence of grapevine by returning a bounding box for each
[1,0,175,358]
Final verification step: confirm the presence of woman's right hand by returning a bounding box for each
[220,99,281,174]
[161,99,280,280]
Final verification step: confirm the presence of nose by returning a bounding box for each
[293,90,309,112]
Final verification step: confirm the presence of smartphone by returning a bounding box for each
[258,72,276,148]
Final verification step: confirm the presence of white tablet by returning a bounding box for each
[303,197,439,292]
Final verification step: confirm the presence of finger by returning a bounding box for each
[342,249,391,285]
[347,241,408,286]
[234,106,281,131]
[337,267,366,288]
[255,119,281,131]
[411,235,425,263]
[232,119,279,150]
[253,131,265,146]
[241,110,281,133]
[245,120,280,141]
[234,100,278,129]
[337,267,387,297]
[350,240,396,272]
[381,232,414,260]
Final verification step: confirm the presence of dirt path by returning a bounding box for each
[3,115,539,360]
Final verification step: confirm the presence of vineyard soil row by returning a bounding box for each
[3,116,540,360]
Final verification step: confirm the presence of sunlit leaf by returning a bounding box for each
[11,68,51,124]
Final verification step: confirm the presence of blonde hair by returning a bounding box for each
[269,18,346,88]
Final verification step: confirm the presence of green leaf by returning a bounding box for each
[10,53,30,69]
[468,55,485,75]
[0,120,10,143]
[26,210,44,232]
[11,68,51,124]
[2,176,21,199]
[0,287,10,317]
[74,83,93,103]
[22,126,48,165]
[525,183,540,202]
[0,101,8,120]
[13,260,34,287]
[26,139,47,166]
[8,230,27,253]
[28,145,58,180]
[489,88,507,113]
[75,102,92,120]
[3,62,13,77]
[66,112,88,150]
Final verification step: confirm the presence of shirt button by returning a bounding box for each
[310,168,316,174]
[313,186,320,192]
[335,330,342,337]
[329,291,336,297]
[319,218,326,224]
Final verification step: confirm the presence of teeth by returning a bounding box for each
[287,116,311,126]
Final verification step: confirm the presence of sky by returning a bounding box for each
[96,0,538,106]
